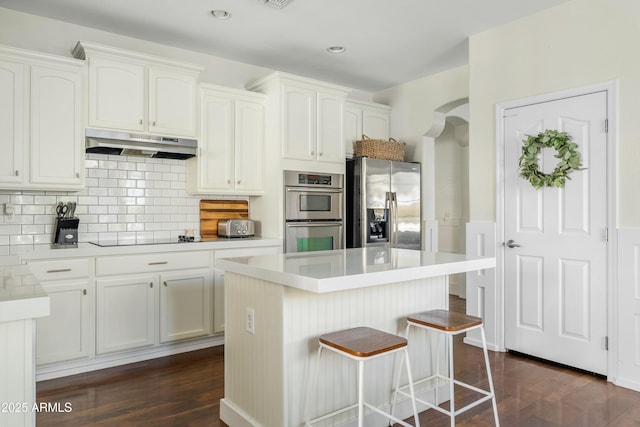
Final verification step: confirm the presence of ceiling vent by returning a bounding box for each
[263,0,293,9]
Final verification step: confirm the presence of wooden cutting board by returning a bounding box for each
[200,200,249,238]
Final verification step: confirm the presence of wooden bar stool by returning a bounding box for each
[305,326,421,427]
[393,310,499,426]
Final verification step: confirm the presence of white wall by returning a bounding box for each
[468,0,640,226]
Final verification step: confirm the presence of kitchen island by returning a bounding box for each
[0,259,49,427]
[216,247,495,427]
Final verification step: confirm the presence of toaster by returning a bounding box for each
[218,219,255,237]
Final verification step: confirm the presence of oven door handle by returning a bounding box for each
[285,187,343,193]
[285,222,343,227]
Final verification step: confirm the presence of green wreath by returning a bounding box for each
[518,129,582,189]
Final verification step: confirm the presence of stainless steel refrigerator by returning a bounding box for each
[346,157,421,250]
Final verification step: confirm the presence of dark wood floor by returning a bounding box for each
[37,296,640,426]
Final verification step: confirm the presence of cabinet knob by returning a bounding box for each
[163,281,168,287]
[237,180,241,184]
[319,152,323,157]
[75,172,80,178]
[149,282,153,288]
[139,119,143,125]
[152,121,156,127]
[15,170,19,176]
[83,289,87,296]
[227,180,231,184]
[310,151,315,155]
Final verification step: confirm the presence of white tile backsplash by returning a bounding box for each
[0,154,249,246]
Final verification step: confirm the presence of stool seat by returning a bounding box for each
[408,309,482,332]
[320,326,408,357]
[306,326,420,427]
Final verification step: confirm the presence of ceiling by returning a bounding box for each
[0,0,569,92]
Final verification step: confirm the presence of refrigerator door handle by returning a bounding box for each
[391,192,399,247]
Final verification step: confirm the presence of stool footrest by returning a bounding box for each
[396,374,495,418]
[306,401,416,427]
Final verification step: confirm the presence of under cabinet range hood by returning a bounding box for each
[85,128,197,160]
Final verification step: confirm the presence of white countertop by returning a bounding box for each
[216,247,496,293]
[0,237,282,260]
[0,262,49,322]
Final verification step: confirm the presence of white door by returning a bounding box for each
[503,91,608,374]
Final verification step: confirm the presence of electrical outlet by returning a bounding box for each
[245,307,255,334]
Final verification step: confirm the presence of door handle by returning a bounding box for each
[505,239,521,248]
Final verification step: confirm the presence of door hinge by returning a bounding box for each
[605,336,609,351]
[605,118,609,133]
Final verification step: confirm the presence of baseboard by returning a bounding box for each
[220,399,262,427]
[36,335,224,381]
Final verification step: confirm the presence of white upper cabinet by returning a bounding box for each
[345,100,391,157]
[0,46,84,191]
[248,72,350,166]
[187,84,265,195]
[0,58,24,185]
[74,41,202,138]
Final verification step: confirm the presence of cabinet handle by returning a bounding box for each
[152,121,156,127]
[83,289,87,296]
[46,268,72,273]
[148,261,168,265]
[75,172,80,178]
[319,152,323,156]
[139,119,143,125]
[15,170,19,176]
[163,281,168,287]
[149,282,153,288]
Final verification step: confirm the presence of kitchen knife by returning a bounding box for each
[68,202,76,218]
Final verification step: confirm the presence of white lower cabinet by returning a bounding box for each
[37,280,92,365]
[160,269,212,343]
[26,258,93,366]
[96,274,157,354]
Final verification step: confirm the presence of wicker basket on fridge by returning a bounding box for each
[354,135,405,161]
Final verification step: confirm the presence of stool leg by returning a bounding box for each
[304,345,324,426]
[448,334,455,427]
[390,322,412,419]
[403,347,421,427]
[434,330,441,406]
[357,359,365,427]
[480,327,500,427]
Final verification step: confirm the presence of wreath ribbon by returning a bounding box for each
[518,129,582,189]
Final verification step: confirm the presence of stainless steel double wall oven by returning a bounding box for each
[284,170,344,253]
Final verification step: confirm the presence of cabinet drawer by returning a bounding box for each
[27,258,91,281]
[96,251,211,276]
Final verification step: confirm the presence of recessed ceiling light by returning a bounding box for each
[326,46,346,54]
[211,9,232,20]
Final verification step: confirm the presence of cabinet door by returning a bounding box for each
[149,67,197,136]
[235,99,264,192]
[362,108,390,140]
[88,57,145,131]
[159,269,212,343]
[316,92,345,163]
[344,105,362,158]
[199,92,234,190]
[282,83,315,160]
[96,274,157,354]
[0,58,24,184]
[36,280,92,365]
[29,64,83,188]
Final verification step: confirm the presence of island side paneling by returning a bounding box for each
[222,271,449,426]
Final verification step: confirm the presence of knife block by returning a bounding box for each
[53,217,80,246]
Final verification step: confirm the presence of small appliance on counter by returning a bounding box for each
[52,201,79,248]
[218,219,255,238]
